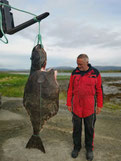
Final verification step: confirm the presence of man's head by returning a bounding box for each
[77,54,89,71]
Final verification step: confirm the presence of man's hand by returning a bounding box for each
[67,106,72,112]
[96,107,102,114]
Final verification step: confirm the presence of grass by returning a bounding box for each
[57,75,70,80]
[104,102,121,110]
[100,70,121,73]
[0,72,69,98]
[59,91,67,101]
[0,72,121,110]
[0,73,28,97]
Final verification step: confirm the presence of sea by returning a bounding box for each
[57,72,121,77]
[16,72,121,77]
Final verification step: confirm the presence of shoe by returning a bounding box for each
[71,149,79,158]
[86,150,93,160]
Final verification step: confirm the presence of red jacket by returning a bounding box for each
[67,64,103,118]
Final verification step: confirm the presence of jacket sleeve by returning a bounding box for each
[96,73,103,108]
[66,74,73,106]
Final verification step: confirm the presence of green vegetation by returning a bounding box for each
[100,70,121,73]
[0,72,69,98]
[59,91,67,101]
[0,72,121,110]
[0,72,28,97]
[57,75,70,80]
[104,102,121,110]
[58,70,73,73]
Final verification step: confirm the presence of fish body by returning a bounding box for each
[0,93,1,108]
[23,44,59,153]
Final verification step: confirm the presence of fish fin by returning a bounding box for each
[26,135,45,153]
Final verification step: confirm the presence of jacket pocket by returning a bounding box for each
[85,78,96,95]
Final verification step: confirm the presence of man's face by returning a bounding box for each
[77,58,88,71]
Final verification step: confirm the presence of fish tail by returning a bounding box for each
[26,135,45,153]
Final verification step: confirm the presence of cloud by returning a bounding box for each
[8,0,121,49]
[1,44,121,69]
[45,19,121,48]
[0,53,30,69]
[1,0,121,69]
[1,36,33,55]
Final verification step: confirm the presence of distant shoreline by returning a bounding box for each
[0,65,121,73]
[1,71,121,78]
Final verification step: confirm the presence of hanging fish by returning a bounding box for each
[23,44,59,153]
[0,93,1,108]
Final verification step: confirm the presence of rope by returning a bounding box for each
[0,2,43,45]
[34,21,43,47]
[0,2,37,17]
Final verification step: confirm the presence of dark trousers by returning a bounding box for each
[72,113,96,151]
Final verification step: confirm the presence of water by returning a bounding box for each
[12,72,121,77]
[101,72,121,77]
[57,72,121,77]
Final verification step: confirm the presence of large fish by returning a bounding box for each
[0,93,1,108]
[23,44,59,153]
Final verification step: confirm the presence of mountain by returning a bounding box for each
[0,68,29,72]
[0,68,11,71]
[54,66,121,72]
[94,66,121,71]
[53,66,74,71]
[0,66,121,72]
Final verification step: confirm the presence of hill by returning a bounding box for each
[0,66,121,72]
[54,66,121,72]
[95,66,121,71]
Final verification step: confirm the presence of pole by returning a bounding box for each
[6,12,49,35]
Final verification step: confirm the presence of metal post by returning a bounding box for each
[6,12,49,35]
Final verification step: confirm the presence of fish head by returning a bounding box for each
[30,44,47,74]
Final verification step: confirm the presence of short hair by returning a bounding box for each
[77,54,89,62]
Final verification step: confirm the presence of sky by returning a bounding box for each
[0,0,121,69]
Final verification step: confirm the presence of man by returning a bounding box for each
[66,54,103,160]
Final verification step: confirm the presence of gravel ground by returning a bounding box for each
[0,77,121,161]
[0,98,121,161]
